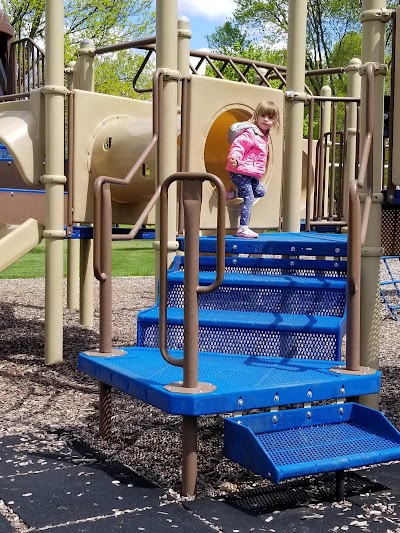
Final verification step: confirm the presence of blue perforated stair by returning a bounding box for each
[78,231,400,488]
[224,403,400,483]
[137,307,345,359]
[136,252,347,360]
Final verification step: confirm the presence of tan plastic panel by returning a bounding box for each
[72,90,156,224]
[0,90,45,186]
[186,76,284,231]
[0,218,44,273]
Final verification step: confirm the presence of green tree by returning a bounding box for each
[207,1,397,95]
[94,51,152,100]
[4,1,154,53]
[4,0,155,97]
[206,22,287,88]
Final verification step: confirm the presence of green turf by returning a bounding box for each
[0,238,155,279]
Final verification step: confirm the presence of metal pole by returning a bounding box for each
[282,0,308,232]
[44,0,66,365]
[320,86,332,219]
[154,0,179,289]
[65,61,80,311]
[181,180,201,497]
[344,59,362,221]
[360,0,387,408]
[157,0,194,496]
[78,39,95,327]
[177,16,191,233]
[177,16,191,95]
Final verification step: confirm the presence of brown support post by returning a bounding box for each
[305,99,314,232]
[182,180,202,389]
[99,184,113,355]
[98,184,113,438]
[329,104,338,221]
[181,178,201,496]
[99,382,112,439]
[182,416,198,496]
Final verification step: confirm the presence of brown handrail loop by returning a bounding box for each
[159,172,226,368]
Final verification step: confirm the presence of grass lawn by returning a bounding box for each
[0,238,155,279]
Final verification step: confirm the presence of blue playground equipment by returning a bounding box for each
[78,230,400,497]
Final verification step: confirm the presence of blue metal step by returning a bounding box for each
[173,255,348,278]
[78,349,380,416]
[177,232,347,256]
[137,307,345,360]
[168,270,347,290]
[224,403,400,483]
[166,271,346,316]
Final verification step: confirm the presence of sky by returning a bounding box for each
[152,0,237,50]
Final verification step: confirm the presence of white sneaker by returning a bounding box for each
[236,227,259,238]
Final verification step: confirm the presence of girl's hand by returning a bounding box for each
[229,157,238,167]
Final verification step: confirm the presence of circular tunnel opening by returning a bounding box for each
[204,107,274,202]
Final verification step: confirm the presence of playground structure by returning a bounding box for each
[1,0,400,498]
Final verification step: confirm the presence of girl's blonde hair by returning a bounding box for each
[251,100,280,132]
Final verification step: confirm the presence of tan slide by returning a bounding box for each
[0,218,44,273]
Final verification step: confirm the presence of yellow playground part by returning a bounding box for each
[0,218,44,273]
[187,76,283,230]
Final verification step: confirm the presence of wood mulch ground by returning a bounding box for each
[0,268,400,528]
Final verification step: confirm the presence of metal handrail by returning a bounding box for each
[0,92,29,101]
[12,37,45,57]
[159,172,226,386]
[94,135,158,281]
[93,69,162,354]
[346,62,375,371]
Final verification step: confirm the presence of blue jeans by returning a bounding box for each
[229,172,266,226]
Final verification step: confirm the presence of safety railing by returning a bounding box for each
[9,37,45,95]
[94,34,344,95]
[305,95,360,231]
[130,39,344,95]
[93,64,226,380]
[346,62,375,372]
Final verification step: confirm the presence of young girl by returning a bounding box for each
[226,101,280,238]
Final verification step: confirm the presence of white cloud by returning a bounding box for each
[178,0,236,20]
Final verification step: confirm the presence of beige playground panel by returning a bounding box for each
[0,79,310,233]
[0,90,45,187]
[72,77,289,231]
[71,90,156,225]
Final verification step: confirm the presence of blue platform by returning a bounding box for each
[78,347,380,416]
[178,232,347,256]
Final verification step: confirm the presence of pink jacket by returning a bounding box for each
[225,127,269,179]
